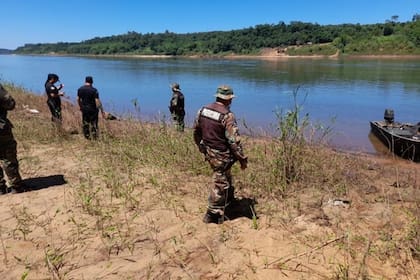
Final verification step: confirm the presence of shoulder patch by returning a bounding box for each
[201,108,222,121]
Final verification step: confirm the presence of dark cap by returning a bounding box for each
[85,76,93,84]
[171,83,180,91]
[47,73,59,81]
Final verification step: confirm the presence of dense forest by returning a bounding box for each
[0,49,12,54]
[14,15,420,56]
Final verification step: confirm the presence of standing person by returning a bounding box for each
[169,83,185,132]
[0,83,27,194]
[77,76,105,140]
[44,73,64,123]
[193,85,248,224]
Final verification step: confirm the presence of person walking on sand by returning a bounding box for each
[44,73,65,124]
[0,83,28,194]
[77,76,105,140]
[169,83,185,132]
[193,85,248,224]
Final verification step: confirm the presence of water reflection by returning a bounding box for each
[368,132,392,157]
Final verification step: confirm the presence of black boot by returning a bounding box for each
[10,183,29,194]
[226,186,236,205]
[202,210,223,224]
[0,185,8,195]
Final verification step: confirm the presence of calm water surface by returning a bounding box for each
[1,54,419,154]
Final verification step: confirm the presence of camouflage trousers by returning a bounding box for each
[171,113,185,132]
[0,134,22,188]
[205,147,236,215]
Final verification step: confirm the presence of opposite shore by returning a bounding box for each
[8,48,420,60]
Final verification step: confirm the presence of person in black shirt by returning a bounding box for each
[44,73,64,124]
[77,76,105,140]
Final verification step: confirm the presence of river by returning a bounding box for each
[0,54,419,154]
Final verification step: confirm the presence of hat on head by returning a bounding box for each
[171,83,180,91]
[48,73,59,81]
[215,85,235,100]
[85,76,93,84]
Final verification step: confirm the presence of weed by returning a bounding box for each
[250,205,258,230]
[74,181,102,216]
[11,206,35,241]
[404,207,420,260]
[20,270,29,280]
[0,226,8,265]
[334,263,349,280]
[44,245,66,279]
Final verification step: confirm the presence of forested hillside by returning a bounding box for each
[0,49,12,54]
[14,16,420,56]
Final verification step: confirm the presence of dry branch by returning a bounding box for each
[265,234,347,268]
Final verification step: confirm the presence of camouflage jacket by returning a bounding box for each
[0,84,16,133]
[169,91,185,116]
[193,101,246,162]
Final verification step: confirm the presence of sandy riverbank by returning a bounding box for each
[0,84,418,279]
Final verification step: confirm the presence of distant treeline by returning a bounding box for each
[0,49,13,54]
[14,15,420,56]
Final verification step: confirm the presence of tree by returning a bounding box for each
[391,15,399,23]
[12,19,420,55]
[383,24,394,36]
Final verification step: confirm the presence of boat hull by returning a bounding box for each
[370,121,420,162]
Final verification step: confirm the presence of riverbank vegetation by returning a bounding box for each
[14,15,420,57]
[1,83,418,279]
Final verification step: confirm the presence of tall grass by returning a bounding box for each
[5,82,359,200]
[241,87,349,199]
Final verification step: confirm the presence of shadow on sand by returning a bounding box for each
[224,197,258,222]
[22,174,67,191]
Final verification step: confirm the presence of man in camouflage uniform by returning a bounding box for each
[0,83,26,194]
[169,83,185,132]
[193,85,248,224]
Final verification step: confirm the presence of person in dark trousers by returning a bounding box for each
[44,73,64,124]
[193,85,248,224]
[77,76,105,140]
[169,83,185,132]
[0,83,27,194]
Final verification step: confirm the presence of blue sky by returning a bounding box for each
[1,0,418,49]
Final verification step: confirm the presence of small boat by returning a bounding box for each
[370,109,420,162]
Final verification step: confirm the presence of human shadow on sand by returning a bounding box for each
[22,175,67,191]
[224,197,258,222]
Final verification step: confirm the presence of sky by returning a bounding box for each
[0,0,419,50]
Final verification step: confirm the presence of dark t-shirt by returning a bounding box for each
[45,82,61,107]
[45,82,59,99]
[77,85,99,112]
